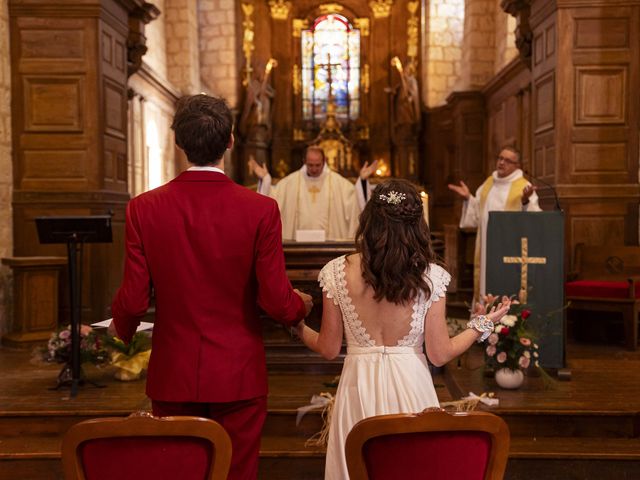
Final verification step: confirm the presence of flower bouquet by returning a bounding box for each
[42,324,108,365]
[103,332,152,381]
[481,295,540,388]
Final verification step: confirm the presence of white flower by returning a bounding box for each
[534,360,539,367]
[533,343,539,349]
[500,315,517,327]
[488,333,499,345]
[523,350,531,358]
[533,351,539,358]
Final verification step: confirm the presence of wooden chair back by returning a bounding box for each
[61,413,232,480]
[345,409,510,480]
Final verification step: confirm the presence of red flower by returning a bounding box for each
[521,309,531,320]
[501,326,510,335]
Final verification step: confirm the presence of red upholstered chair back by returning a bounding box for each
[61,413,232,480]
[345,410,510,480]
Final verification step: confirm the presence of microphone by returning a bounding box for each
[523,170,562,211]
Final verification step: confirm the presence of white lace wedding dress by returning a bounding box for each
[320,255,451,480]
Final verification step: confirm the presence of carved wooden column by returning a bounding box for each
[8,0,157,324]
[501,0,533,68]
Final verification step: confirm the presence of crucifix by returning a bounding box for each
[318,53,341,102]
[502,237,547,304]
[308,184,321,203]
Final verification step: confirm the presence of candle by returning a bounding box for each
[420,191,429,226]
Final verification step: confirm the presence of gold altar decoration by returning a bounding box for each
[268,0,291,20]
[293,64,301,95]
[407,1,419,61]
[502,237,547,304]
[358,125,370,140]
[292,18,309,38]
[369,0,394,19]
[275,158,290,178]
[354,17,370,36]
[319,3,344,14]
[361,63,370,94]
[293,128,306,141]
[241,3,255,87]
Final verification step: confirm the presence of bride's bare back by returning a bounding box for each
[343,254,417,346]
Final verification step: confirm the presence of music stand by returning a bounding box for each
[36,215,113,397]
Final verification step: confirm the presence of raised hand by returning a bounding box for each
[486,299,512,324]
[248,157,269,179]
[522,184,537,204]
[359,159,379,180]
[447,181,471,200]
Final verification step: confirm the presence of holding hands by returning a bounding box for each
[294,289,313,316]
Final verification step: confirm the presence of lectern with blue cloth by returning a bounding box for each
[485,211,565,369]
[36,215,112,397]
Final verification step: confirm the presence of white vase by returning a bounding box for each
[495,368,524,389]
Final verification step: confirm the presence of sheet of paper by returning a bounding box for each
[91,318,154,332]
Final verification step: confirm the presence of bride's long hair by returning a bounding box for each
[355,179,436,304]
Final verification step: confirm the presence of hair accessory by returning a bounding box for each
[378,191,406,205]
[466,315,494,342]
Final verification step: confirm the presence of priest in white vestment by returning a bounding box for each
[448,146,541,300]
[249,146,377,241]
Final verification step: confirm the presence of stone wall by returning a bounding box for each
[425,0,465,107]
[198,0,238,107]
[494,1,518,74]
[0,0,12,334]
[165,0,201,94]
[144,0,168,79]
[459,0,496,89]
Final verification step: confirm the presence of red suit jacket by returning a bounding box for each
[112,171,305,402]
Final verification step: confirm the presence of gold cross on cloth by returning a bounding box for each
[502,237,547,304]
[308,185,321,203]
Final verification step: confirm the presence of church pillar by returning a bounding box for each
[8,0,157,324]
[459,0,497,89]
[165,0,200,94]
[528,0,640,257]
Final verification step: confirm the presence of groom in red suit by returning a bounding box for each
[110,94,312,479]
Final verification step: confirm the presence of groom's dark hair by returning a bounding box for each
[172,94,233,166]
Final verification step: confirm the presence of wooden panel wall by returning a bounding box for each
[424,92,486,231]
[431,0,640,277]
[9,0,132,324]
[531,0,640,265]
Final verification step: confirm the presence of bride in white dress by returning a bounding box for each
[296,179,510,480]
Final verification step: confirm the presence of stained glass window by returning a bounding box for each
[302,14,360,122]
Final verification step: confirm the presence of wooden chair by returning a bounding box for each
[61,412,232,480]
[565,243,640,350]
[345,409,510,480]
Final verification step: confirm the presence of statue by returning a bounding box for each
[389,56,420,139]
[239,58,278,142]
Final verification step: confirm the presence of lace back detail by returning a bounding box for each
[397,264,451,347]
[321,256,374,347]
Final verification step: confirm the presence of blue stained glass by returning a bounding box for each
[301,14,360,121]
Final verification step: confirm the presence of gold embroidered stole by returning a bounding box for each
[478,176,529,212]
